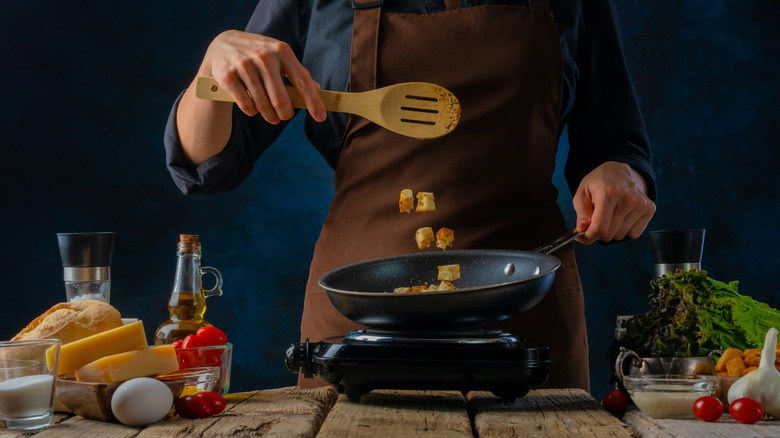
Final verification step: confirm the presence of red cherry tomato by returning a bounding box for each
[175,394,212,419]
[196,327,228,346]
[693,396,723,422]
[179,334,209,367]
[172,340,184,349]
[602,389,628,417]
[182,334,206,349]
[197,391,227,415]
[729,398,763,424]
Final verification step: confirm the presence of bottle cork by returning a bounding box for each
[179,234,200,252]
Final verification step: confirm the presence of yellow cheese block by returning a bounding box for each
[48,320,147,374]
[75,345,179,383]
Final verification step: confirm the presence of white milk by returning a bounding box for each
[0,375,54,417]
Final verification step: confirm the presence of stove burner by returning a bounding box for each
[285,329,550,403]
[345,328,519,345]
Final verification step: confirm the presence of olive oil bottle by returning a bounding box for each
[154,234,223,345]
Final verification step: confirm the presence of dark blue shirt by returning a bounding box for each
[164,0,656,201]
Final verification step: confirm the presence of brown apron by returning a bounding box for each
[299,0,590,391]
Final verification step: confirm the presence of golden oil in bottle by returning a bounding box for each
[154,234,223,345]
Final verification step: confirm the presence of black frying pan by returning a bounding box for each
[319,230,580,329]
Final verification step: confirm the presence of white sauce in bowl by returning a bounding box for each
[629,388,703,418]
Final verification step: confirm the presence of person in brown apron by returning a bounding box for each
[301,0,590,390]
[169,1,655,393]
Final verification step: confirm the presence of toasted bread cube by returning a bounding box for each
[393,287,412,293]
[437,280,457,291]
[399,189,414,213]
[416,227,435,249]
[436,228,454,250]
[415,192,435,212]
[410,285,429,292]
[715,348,744,372]
[438,264,461,281]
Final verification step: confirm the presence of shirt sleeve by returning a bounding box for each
[162,0,307,195]
[564,0,657,202]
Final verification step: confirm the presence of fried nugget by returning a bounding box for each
[743,366,758,376]
[726,357,746,377]
[744,350,762,368]
[715,348,745,372]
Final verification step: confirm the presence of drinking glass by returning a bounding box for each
[0,339,61,430]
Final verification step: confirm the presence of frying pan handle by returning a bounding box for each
[533,229,582,255]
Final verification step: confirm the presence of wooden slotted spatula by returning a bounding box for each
[195,76,460,139]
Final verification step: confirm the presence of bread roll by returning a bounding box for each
[12,300,123,346]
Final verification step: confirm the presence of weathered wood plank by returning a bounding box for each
[468,389,634,438]
[5,386,337,438]
[623,407,780,438]
[137,386,338,438]
[317,390,474,438]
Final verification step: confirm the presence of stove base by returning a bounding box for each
[286,333,551,403]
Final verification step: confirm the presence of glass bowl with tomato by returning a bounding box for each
[623,374,719,419]
[157,366,220,394]
[171,327,233,396]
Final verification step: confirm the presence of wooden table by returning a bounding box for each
[2,387,779,437]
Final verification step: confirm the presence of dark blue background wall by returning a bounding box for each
[1,1,778,402]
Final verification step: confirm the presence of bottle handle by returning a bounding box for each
[615,347,640,385]
[200,266,223,298]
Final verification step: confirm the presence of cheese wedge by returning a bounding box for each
[75,345,178,383]
[48,320,147,374]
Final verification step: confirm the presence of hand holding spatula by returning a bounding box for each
[195,76,460,139]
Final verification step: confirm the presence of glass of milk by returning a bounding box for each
[0,339,61,430]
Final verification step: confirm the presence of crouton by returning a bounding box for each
[436,227,454,250]
[415,192,435,212]
[399,189,414,213]
[438,264,461,281]
[415,227,435,249]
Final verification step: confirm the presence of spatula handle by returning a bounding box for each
[195,76,348,112]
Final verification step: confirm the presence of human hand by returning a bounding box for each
[200,30,326,124]
[572,161,655,244]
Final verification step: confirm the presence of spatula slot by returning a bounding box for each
[405,95,439,102]
[400,107,440,114]
[401,119,437,126]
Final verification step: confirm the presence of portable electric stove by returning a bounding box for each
[285,328,550,403]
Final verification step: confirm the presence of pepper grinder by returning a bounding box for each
[57,232,115,303]
[647,229,705,278]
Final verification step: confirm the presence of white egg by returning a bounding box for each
[111,377,173,426]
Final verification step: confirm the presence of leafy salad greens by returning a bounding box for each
[619,269,780,357]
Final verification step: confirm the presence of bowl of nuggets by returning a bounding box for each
[714,345,779,409]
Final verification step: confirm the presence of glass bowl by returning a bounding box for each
[172,343,232,395]
[717,376,741,410]
[623,374,719,419]
[156,366,220,394]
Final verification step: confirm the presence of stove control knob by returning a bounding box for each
[285,339,314,378]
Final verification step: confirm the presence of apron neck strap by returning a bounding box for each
[350,5,380,91]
